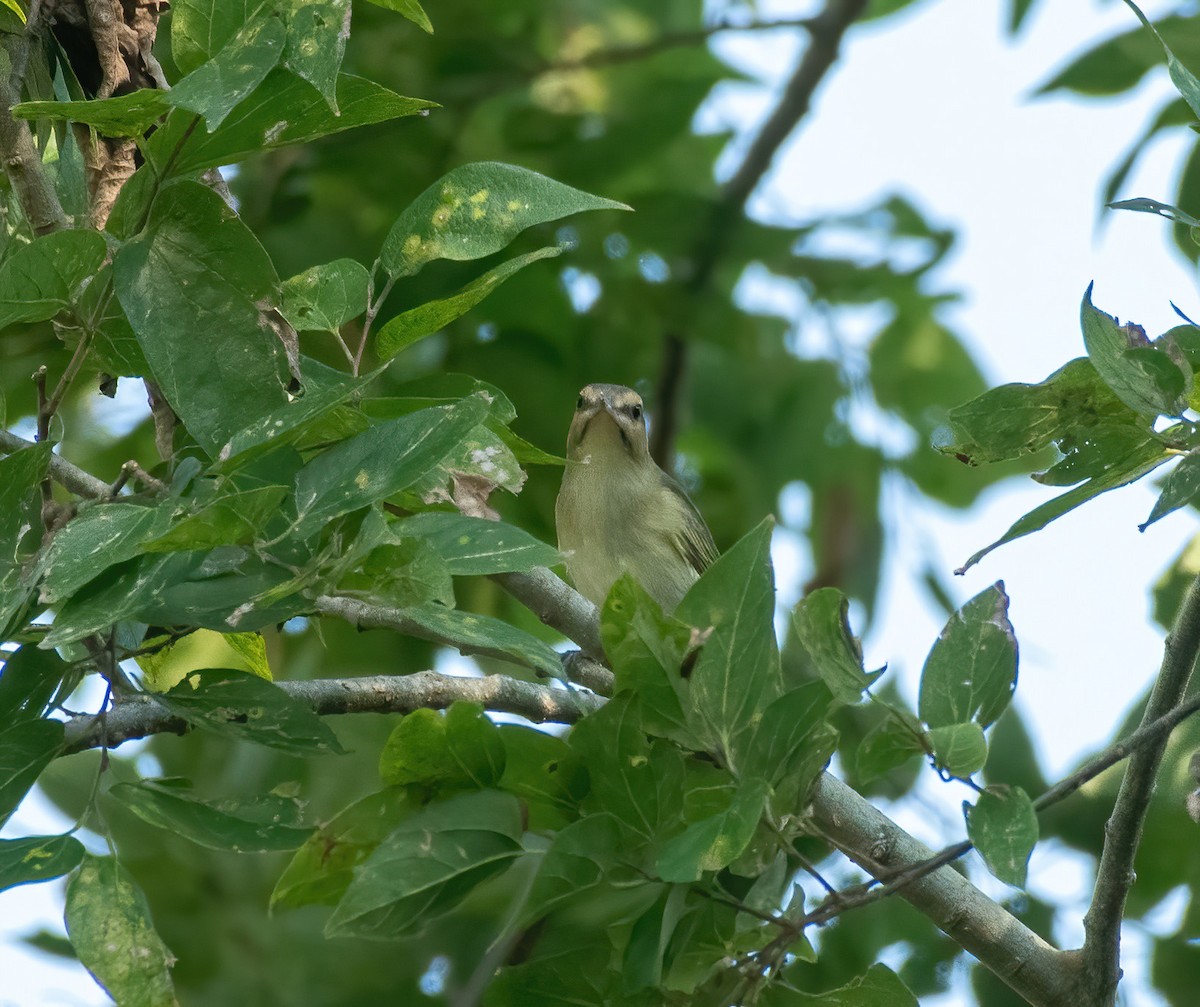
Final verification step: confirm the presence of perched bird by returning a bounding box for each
[555,383,718,612]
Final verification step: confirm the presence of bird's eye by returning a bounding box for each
[630,404,643,420]
[576,395,585,410]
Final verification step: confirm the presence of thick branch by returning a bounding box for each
[650,0,867,465]
[810,772,1082,1006]
[0,428,114,499]
[0,50,68,234]
[1081,572,1200,1004]
[62,671,603,754]
[492,566,605,659]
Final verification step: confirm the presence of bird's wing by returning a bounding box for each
[661,472,719,576]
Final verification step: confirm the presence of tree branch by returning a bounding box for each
[650,0,867,466]
[491,566,605,660]
[809,772,1083,1006]
[61,671,604,754]
[0,43,69,235]
[1081,571,1200,1005]
[0,427,114,499]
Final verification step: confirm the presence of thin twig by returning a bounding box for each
[1081,571,1200,1005]
[0,427,135,499]
[354,270,396,376]
[650,0,868,466]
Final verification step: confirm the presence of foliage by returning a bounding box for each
[0,0,1199,1006]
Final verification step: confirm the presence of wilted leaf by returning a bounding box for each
[793,588,881,704]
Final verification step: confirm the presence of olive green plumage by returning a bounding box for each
[555,383,718,612]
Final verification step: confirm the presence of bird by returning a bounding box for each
[555,383,718,613]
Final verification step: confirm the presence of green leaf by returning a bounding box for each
[379,702,505,789]
[1081,283,1190,418]
[623,885,689,992]
[496,725,583,832]
[109,779,314,852]
[171,0,254,74]
[146,72,436,176]
[272,787,416,910]
[398,603,564,678]
[218,358,385,463]
[113,180,290,456]
[957,438,1170,572]
[743,682,838,812]
[380,161,629,278]
[765,964,917,1005]
[1120,1,1200,119]
[918,583,1018,730]
[0,229,108,332]
[656,778,770,883]
[1107,197,1200,229]
[40,503,174,603]
[155,668,346,755]
[376,245,563,359]
[279,259,369,334]
[856,709,929,783]
[0,444,50,634]
[1035,14,1200,99]
[942,357,1137,467]
[1141,452,1200,530]
[395,512,560,575]
[13,90,169,137]
[284,0,351,112]
[64,856,176,1006]
[965,785,1038,888]
[0,646,70,722]
[601,575,694,744]
[524,814,629,924]
[291,397,489,535]
[928,722,987,779]
[141,487,288,553]
[793,588,881,704]
[325,789,523,939]
[0,718,63,828]
[0,834,85,893]
[165,13,287,130]
[676,518,780,768]
[569,696,685,840]
[364,0,432,32]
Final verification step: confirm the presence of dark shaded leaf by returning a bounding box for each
[272,787,416,910]
[0,834,85,892]
[110,779,314,852]
[113,180,289,455]
[156,667,345,755]
[325,789,523,939]
[0,230,107,332]
[0,718,63,828]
